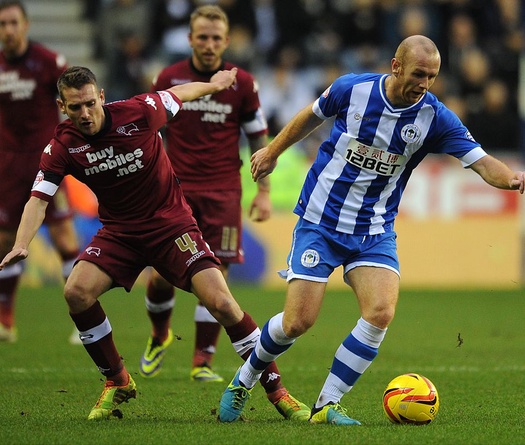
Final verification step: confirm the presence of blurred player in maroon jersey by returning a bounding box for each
[0,0,80,343]
[0,65,309,421]
[142,4,271,382]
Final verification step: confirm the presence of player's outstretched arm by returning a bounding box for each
[0,197,49,270]
[167,68,237,103]
[470,155,525,194]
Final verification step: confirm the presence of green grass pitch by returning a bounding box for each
[1,284,524,444]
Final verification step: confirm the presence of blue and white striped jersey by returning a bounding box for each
[295,73,487,235]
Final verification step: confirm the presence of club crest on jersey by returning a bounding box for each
[116,123,139,136]
[400,124,421,144]
[301,249,320,268]
[345,139,406,176]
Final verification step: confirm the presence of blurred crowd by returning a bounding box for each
[82,0,524,154]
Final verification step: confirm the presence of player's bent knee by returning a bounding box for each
[64,281,98,313]
[364,308,395,329]
[204,293,243,325]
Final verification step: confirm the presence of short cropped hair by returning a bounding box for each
[57,66,98,100]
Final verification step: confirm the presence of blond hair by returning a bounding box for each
[189,4,229,33]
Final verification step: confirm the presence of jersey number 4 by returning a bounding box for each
[175,233,198,254]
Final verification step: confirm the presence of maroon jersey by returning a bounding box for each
[31,91,194,233]
[152,59,267,191]
[0,42,66,155]
[0,42,71,229]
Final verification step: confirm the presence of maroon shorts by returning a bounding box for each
[77,221,221,292]
[0,151,73,230]
[184,189,243,264]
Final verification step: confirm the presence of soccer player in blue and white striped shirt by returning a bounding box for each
[219,35,525,425]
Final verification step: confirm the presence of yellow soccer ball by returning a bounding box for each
[383,373,439,425]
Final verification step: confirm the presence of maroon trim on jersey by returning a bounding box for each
[31,190,53,202]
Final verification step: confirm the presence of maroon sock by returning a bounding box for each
[260,362,283,394]
[70,301,123,378]
[0,275,20,328]
[193,321,222,367]
[59,250,80,262]
[224,312,283,394]
[146,280,174,341]
[224,311,257,346]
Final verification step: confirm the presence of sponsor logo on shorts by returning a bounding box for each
[85,246,101,257]
[216,250,238,258]
[301,249,320,268]
[186,249,206,267]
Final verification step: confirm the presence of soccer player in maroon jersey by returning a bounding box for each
[0,0,80,343]
[0,65,309,421]
[140,5,309,421]
[142,4,271,383]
